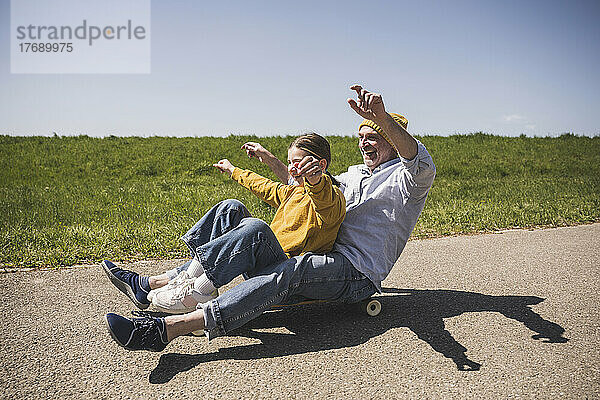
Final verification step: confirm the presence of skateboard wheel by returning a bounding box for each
[365,299,381,316]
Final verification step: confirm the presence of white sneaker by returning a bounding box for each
[151,278,218,314]
[147,270,191,302]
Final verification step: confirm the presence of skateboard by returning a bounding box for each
[190,297,382,336]
[271,297,382,317]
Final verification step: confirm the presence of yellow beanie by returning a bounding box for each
[358,113,408,154]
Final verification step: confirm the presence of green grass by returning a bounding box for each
[1,133,599,268]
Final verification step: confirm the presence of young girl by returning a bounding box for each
[216,133,345,258]
[143,132,345,313]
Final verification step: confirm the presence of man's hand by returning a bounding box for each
[347,84,386,123]
[213,159,235,177]
[241,142,270,163]
[347,84,418,160]
[292,155,324,186]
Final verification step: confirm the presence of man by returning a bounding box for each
[103,85,436,351]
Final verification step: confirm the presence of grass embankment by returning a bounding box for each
[1,134,598,268]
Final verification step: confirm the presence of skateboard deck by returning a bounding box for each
[191,297,382,336]
[271,297,382,316]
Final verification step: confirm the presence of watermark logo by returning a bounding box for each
[11,0,151,74]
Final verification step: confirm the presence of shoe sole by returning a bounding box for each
[103,314,163,352]
[101,261,149,310]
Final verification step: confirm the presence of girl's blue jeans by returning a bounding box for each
[166,199,376,339]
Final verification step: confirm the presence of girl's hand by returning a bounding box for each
[213,159,235,177]
[241,142,270,163]
[296,155,324,185]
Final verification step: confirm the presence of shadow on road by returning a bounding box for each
[149,288,568,384]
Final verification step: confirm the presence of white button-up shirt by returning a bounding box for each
[333,140,436,291]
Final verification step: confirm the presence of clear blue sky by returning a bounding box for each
[1,0,599,137]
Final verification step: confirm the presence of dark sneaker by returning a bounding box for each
[104,311,169,352]
[101,260,150,309]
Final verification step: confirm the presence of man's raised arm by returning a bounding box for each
[347,84,418,160]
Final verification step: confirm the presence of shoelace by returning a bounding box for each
[130,311,166,345]
[172,279,196,300]
[152,271,192,298]
[165,271,190,290]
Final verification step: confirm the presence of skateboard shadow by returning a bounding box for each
[149,288,568,384]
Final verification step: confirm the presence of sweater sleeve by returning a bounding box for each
[304,174,346,224]
[231,167,294,208]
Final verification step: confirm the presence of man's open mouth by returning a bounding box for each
[363,150,377,158]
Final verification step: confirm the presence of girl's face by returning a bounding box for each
[287,146,310,186]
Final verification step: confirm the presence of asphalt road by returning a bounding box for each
[1,224,599,399]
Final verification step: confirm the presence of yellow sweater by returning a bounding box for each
[231,168,346,257]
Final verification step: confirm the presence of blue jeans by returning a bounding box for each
[167,199,376,340]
